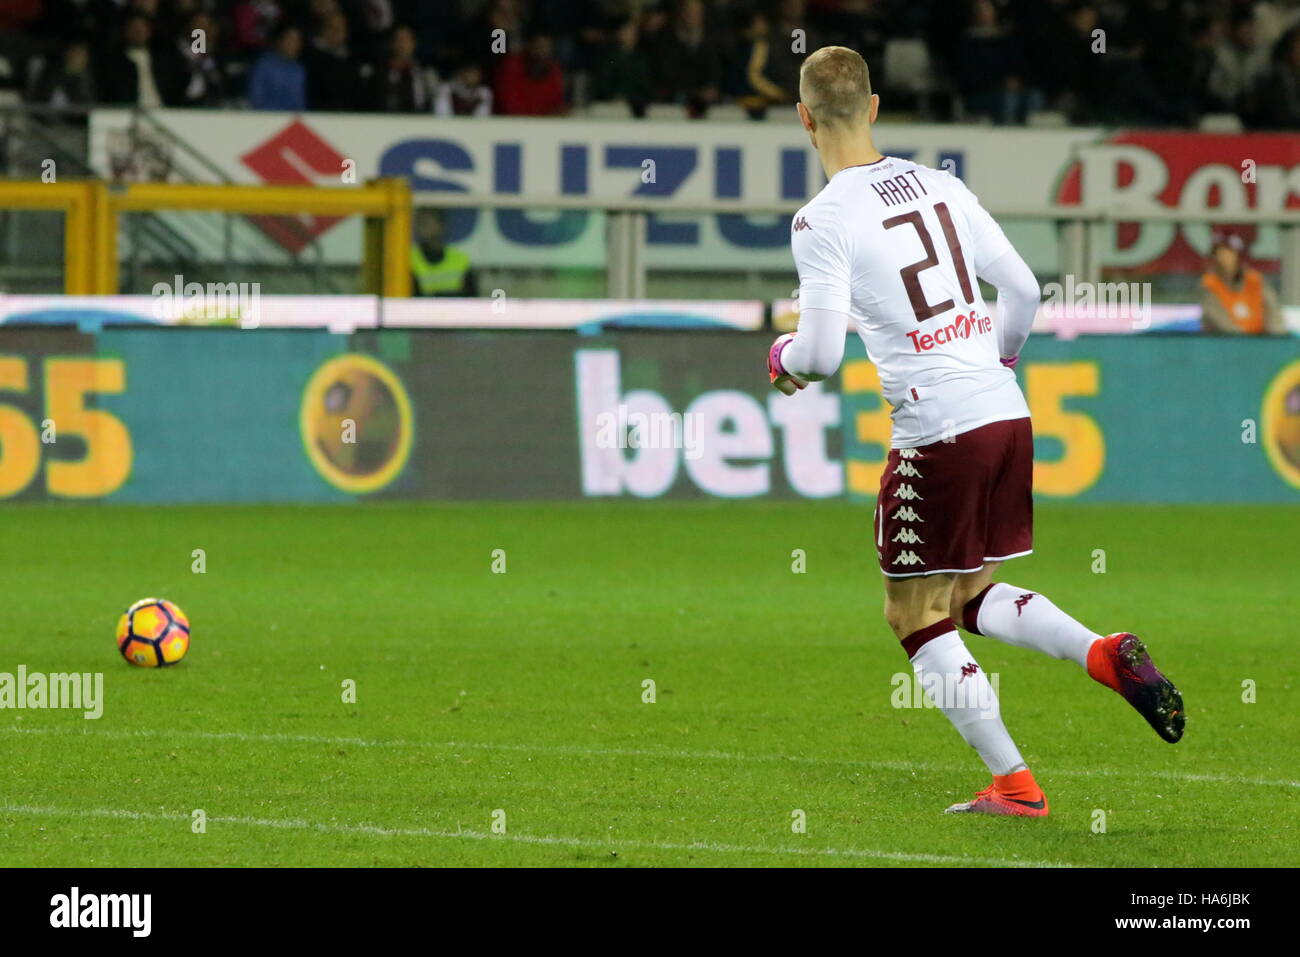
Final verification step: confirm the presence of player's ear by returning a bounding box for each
[796,101,811,131]
[868,93,880,125]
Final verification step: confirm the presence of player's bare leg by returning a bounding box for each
[883,573,1048,817]
[951,564,1185,743]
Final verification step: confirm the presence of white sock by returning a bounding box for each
[909,625,1026,777]
[966,583,1101,670]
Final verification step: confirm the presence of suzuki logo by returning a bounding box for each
[240,120,349,253]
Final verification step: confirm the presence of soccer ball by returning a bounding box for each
[116,598,190,667]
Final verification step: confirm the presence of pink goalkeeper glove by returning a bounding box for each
[1000,355,1019,369]
[768,333,809,396]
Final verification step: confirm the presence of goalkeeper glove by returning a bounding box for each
[768,333,809,396]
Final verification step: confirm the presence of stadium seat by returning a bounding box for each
[1027,111,1069,128]
[883,39,939,97]
[585,100,635,120]
[1199,113,1245,134]
[645,103,688,121]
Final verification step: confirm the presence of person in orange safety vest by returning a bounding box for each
[1200,232,1284,335]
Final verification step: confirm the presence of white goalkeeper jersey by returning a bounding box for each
[791,156,1030,447]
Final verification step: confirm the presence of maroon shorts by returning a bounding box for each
[874,417,1033,577]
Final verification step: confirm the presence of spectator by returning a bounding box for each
[734,11,786,120]
[229,0,283,55]
[99,13,165,108]
[1129,0,1200,124]
[31,38,96,108]
[305,12,368,111]
[0,0,42,33]
[653,0,721,118]
[410,208,477,297]
[1200,233,1284,335]
[594,18,652,118]
[10,0,1296,127]
[353,0,396,61]
[367,25,433,113]
[1187,16,1228,116]
[126,0,182,42]
[495,33,565,116]
[31,0,100,41]
[1256,26,1300,129]
[1054,2,1103,123]
[1209,14,1269,115]
[435,60,493,116]
[156,13,227,107]
[305,0,342,33]
[958,0,1028,124]
[1013,0,1075,115]
[480,0,526,63]
[763,0,810,104]
[247,24,305,110]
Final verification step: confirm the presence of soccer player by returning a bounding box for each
[768,47,1184,817]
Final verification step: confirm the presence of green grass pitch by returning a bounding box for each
[1,501,1296,867]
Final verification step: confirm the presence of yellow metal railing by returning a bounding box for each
[0,180,102,293]
[0,178,412,297]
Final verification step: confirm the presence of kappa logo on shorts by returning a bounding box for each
[958,662,980,683]
[893,550,924,566]
[892,528,925,545]
[891,506,924,522]
[898,448,922,459]
[894,483,924,501]
[893,460,923,478]
[1014,593,1036,615]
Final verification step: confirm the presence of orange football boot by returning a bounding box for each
[945,768,1049,817]
[1088,633,1185,743]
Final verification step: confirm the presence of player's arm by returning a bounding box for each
[770,211,852,394]
[952,176,1040,365]
[979,248,1040,366]
[770,306,849,394]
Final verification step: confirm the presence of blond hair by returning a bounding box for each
[799,46,873,129]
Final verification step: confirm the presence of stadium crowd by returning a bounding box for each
[1,0,1299,127]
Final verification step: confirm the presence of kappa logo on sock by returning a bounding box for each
[1014,593,1036,616]
[958,662,980,683]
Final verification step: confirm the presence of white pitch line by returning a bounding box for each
[5,724,1297,790]
[0,803,1072,868]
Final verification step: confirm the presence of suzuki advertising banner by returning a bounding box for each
[88,112,1300,276]
[0,327,1296,504]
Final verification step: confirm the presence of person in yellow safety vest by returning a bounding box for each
[1200,231,1284,335]
[411,207,477,297]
